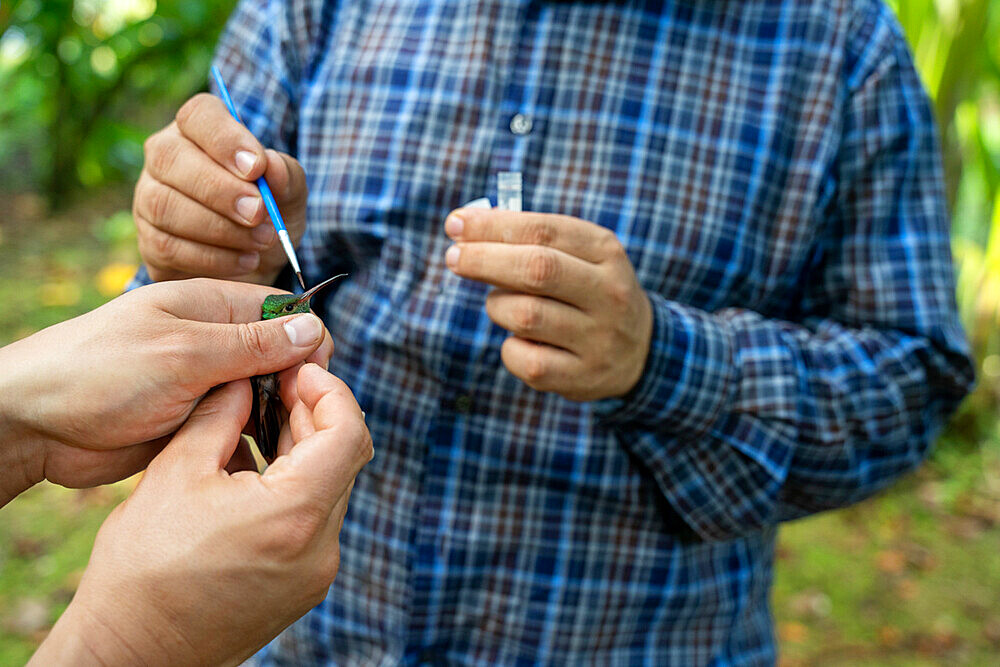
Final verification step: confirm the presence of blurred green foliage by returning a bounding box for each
[885,0,1000,451]
[0,0,237,208]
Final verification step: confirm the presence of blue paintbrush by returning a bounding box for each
[211,65,305,290]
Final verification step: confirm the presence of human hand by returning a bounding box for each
[31,365,373,666]
[133,93,307,285]
[0,278,332,501]
[444,209,653,402]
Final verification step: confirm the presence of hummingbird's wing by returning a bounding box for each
[250,373,281,461]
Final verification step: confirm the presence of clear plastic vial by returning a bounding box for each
[497,171,523,212]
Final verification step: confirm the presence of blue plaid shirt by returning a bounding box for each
[177,0,977,663]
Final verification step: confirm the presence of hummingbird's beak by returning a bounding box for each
[294,273,348,305]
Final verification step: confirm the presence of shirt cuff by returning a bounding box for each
[592,292,737,436]
[125,264,154,292]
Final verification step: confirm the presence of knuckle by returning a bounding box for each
[319,549,341,585]
[275,524,314,561]
[210,130,244,168]
[200,243,229,274]
[144,182,173,223]
[597,228,626,259]
[237,322,271,358]
[605,277,633,310]
[268,502,325,560]
[523,346,548,383]
[150,228,179,265]
[591,340,615,372]
[361,428,375,463]
[194,170,228,204]
[141,132,158,159]
[524,248,558,290]
[146,134,179,177]
[342,419,374,465]
[513,299,543,334]
[526,220,555,246]
[175,93,210,128]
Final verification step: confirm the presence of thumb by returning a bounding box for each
[192,313,326,386]
[264,364,372,509]
[159,380,252,471]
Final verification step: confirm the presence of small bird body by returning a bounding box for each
[250,274,346,459]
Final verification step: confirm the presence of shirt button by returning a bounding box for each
[454,395,472,413]
[509,113,533,135]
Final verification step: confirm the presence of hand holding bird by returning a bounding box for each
[0,278,332,500]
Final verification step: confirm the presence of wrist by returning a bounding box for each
[0,345,44,506]
[38,572,203,667]
[32,585,198,667]
[31,598,144,666]
[619,290,655,397]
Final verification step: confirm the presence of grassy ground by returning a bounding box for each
[1,189,999,664]
[775,462,1000,665]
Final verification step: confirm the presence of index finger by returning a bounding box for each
[141,277,286,323]
[174,93,267,181]
[444,209,616,264]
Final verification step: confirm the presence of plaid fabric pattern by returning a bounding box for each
[156,0,974,663]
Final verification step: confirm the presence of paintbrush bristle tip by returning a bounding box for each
[296,271,306,290]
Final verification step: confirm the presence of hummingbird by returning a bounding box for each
[250,273,346,460]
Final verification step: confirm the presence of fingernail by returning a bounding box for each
[445,214,464,238]
[284,314,323,346]
[445,245,460,268]
[235,150,258,177]
[239,252,260,271]
[252,224,274,246]
[236,196,261,224]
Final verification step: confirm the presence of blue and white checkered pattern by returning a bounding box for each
[157,0,976,663]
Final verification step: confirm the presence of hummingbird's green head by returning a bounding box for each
[260,274,347,320]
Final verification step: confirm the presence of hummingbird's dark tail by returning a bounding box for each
[250,373,281,460]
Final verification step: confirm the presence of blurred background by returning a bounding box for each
[0,0,998,664]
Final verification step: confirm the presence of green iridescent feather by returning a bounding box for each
[250,274,346,459]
